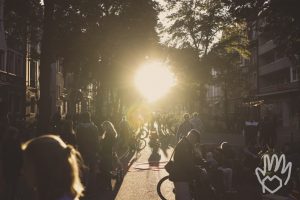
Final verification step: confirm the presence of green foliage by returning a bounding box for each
[159,0,231,56]
[223,0,300,57]
[4,0,43,53]
[52,0,159,84]
[203,23,250,96]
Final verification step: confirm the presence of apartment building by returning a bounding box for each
[255,31,300,134]
[50,59,67,118]
[0,0,25,118]
[25,43,40,120]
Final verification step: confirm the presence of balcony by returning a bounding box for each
[259,40,276,55]
[259,81,300,95]
[259,57,292,76]
[0,71,25,86]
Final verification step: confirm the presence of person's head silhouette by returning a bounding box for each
[22,135,84,200]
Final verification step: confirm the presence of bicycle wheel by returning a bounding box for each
[139,128,149,139]
[136,138,146,151]
[157,175,174,200]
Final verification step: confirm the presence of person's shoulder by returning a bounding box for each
[176,137,189,147]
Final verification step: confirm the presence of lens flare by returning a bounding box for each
[134,61,176,102]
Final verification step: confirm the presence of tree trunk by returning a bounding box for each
[37,0,55,134]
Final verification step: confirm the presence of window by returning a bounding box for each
[291,67,300,82]
[56,60,63,73]
[30,60,37,87]
[63,101,67,114]
[7,50,15,74]
[57,85,60,99]
[15,55,23,76]
[0,50,5,71]
[30,97,35,113]
[59,60,63,73]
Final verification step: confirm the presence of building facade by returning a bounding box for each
[256,33,300,134]
[0,49,25,118]
[25,43,40,121]
[50,59,67,118]
[0,0,25,119]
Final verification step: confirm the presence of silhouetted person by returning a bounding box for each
[22,135,84,200]
[190,112,204,133]
[76,112,99,168]
[259,115,277,149]
[1,114,22,200]
[149,112,156,130]
[100,121,118,191]
[51,107,62,134]
[176,113,193,141]
[243,116,259,147]
[60,120,77,147]
[171,129,202,200]
[118,116,131,148]
[213,142,235,192]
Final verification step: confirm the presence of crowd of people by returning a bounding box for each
[165,113,300,200]
[0,110,299,200]
[0,111,137,200]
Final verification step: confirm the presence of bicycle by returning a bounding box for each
[129,132,147,152]
[157,175,174,200]
[157,175,203,200]
[157,169,218,200]
[137,126,149,139]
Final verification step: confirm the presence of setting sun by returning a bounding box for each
[134,61,176,102]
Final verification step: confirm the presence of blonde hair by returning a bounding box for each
[22,135,84,200]
[102,121,118,138]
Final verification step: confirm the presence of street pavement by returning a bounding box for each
[114,132,245,200]
[115,139,175,200]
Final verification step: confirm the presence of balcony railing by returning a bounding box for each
[258,40,276,55]
[259,81,300,94]
[259,57,292,76]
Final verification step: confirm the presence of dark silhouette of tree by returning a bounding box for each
[4,0,42,57]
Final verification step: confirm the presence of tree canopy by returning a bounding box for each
[159,0,231,56]
[223,0,300,57]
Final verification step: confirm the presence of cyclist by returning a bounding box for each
[171,129,202,200]
[176,113,193,142]
[190,112,204,133]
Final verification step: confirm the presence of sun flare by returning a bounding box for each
[134,61,176,102]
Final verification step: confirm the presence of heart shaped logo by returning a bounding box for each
[261,175,282,194]
[255,154,292,194]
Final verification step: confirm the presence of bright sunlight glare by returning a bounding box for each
[134,61,176,102]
